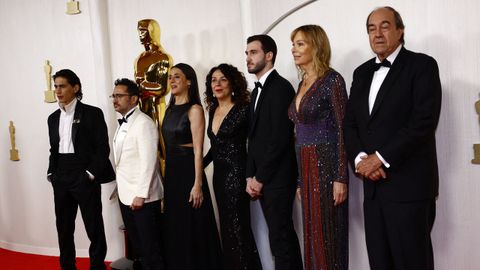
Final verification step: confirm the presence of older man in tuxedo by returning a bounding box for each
[111,78,164,270]
[344,6,442,270]
[47,69,115,270]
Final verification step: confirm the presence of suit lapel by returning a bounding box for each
[72,101,83,145]
[361,65,375,122]
[114,108,139,165]
[249,70,277,136]
[52,110,61,147]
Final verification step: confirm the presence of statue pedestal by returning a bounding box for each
[10,149,19,161]
[472,144,480,164]
[474,98,480,164]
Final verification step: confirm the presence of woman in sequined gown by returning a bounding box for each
[203,64,262,270]
[162,63,222,270]
[288,25,349,270]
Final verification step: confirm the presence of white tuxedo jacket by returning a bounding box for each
[113,108,163,205]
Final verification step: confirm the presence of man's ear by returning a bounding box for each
[265,51,273,62]
[132,95,139,104]
[74,84,80,93]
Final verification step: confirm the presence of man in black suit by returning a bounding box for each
[245,34,302,270]
[344,7,441,270]
[47,69,115,270]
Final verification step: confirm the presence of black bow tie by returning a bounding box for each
[118,110,135,126]
[117,118,127,125]
[254,81,262,89]
[373,59,392,71]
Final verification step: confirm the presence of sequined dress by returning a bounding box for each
[288,70,349,270]
[162,102,222,270]
[204,104,262,270]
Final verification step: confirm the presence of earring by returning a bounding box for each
[232,91,235,96]
[213,93,216,98]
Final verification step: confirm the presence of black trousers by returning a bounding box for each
[119,200,164,270]
[364,196,436,270]
[260,187,303,270]
[52,155,107,270]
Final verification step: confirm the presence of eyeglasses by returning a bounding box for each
[109,93,131,99]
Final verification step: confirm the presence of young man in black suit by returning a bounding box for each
[245,34,302,270]
[47,69,115,270]
[344,7,442,270]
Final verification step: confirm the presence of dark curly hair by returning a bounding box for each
[204,63,250,113]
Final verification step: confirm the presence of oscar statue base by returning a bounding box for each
[44,90,57,103]
[66,0,81,15]
[472,144,480,164]
[10,149,19,161]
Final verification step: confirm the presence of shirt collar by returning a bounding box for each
[122,107,136,118]
[376,44,402,65]
[257,68,275,86]
[59,98,77,113]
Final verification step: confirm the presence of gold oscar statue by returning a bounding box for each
[9,121,20,161]
[472,99,480,164]
[44,60,57,103]
[134,19,173,176]
[66,0,81,15]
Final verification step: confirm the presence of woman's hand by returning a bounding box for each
[189,184,204,209]
[333,182,348,206]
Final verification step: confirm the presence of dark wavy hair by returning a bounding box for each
[204,63,249,113]
[168,63,202,106]
[53,69,83,100]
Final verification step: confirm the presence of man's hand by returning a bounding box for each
[356,154,383,179]
[246,177,263,199]
[367,167,387,181]
[130,197,145,210]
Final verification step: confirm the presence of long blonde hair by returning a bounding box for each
[291,24,331,77]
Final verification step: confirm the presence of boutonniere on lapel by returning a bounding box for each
[73,119,81,124]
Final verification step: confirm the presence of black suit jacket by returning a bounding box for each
[246,70,297,190]
[344,47,441,201]
[47,101,115,183]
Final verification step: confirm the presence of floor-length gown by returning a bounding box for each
[162,102,221,270]
[288,69,349,270]
[204,104,262,270]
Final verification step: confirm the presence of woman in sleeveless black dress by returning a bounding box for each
[162,63,221,270]
[203,64,262,270]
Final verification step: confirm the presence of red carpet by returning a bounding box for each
[0,248,111,270]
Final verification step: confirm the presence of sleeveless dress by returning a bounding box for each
[288,70,349,270]
[162,102,221,270]
[204,104,262,270]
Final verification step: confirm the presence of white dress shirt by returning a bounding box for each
[254,68,275,110]
[355,45,403,168]
[58,98,77,154]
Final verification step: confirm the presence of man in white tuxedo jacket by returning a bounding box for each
[111,78,165,270]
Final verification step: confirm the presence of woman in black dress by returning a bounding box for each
[162,63,221,270]
[204,63,262,270]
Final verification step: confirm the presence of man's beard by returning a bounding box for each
[248,59,266,74]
